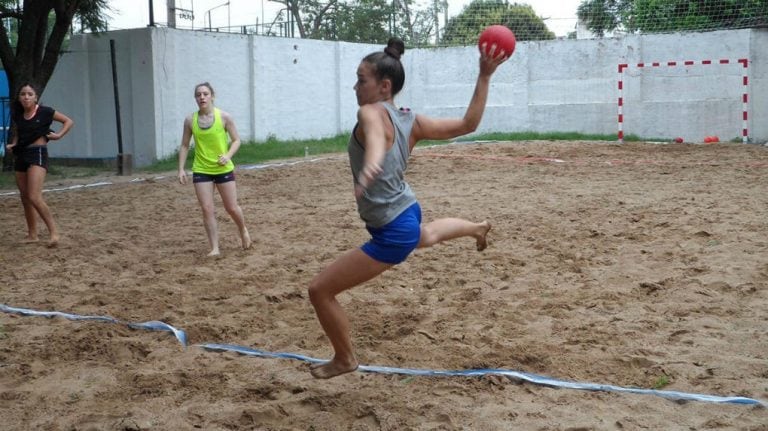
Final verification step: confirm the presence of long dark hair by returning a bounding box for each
[11,81,42,121]
[362,38,406,96]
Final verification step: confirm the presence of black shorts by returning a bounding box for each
[192,171,235,184]
[14,146,49,172]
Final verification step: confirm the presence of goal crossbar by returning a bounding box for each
[617,58,749,144]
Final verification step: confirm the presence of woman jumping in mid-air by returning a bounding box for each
[308,38,509,378]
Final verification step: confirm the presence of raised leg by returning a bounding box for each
[418,218,491,251]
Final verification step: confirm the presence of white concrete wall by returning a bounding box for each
[44,30,156,164]
[620,31,753,141]
[749,29,768,143]
[152,30,252,164]
[43,27,767,167]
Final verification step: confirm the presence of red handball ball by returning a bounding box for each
[478,25,516,59]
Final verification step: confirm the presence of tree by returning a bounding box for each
[575,0,623,37]
[393,0,446,47]
[441,0,555,46]
[269,0,441,46]
[304,0,392,43]
[0,0,109,170]
[0,1,109,97]
[577,0,768,36]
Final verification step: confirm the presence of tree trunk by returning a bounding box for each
[1,1,81,171]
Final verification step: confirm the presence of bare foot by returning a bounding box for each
[47,234,60,248]
[207,249,221,257]
[21,236,40,244]
[476,221,492,251]
[241,228,252,250]
[309,358,359,379]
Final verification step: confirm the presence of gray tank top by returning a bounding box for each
[348,102,417,228]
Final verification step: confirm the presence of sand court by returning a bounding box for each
[1,141,767,430]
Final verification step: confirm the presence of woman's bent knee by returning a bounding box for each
[307,284,321,306]
[224,204,241,217]
[308,279,330,306]
[27,195,47,209]
[418,228,435,248]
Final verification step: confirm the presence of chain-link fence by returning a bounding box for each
[159,0,768,46]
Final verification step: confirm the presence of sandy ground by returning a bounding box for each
[1,141,767,430]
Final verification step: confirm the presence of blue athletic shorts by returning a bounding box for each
[192,171,235,184]
[361,203,422,264]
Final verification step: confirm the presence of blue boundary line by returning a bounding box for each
[0,304,187,346]
[1,303,764,407]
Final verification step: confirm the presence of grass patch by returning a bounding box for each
[419,131,633,147]
[143,134,351,173]
[458,131,638,142]
[147,131,625,172]
[0,131,639,184]
[0,171,14,189]
[47,165,107,179]
[652,374,671,389]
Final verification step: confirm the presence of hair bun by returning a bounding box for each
[383,46,400,60]
[384,38,405,61]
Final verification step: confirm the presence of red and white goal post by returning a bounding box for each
[617,58,749,144]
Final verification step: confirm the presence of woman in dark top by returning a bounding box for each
[6,82,74,247]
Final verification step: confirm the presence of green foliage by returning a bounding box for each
[147,132,629,173]
[577,0,768,35]
[0,0,111,89]
[0,132,662,185]
[441,0,555,46]
[144,134,350,173]
[452,131,631,142]
[0,171,13,189]
[74,0,112,33]
[278,0,444,46]
[652,374,670,389]
[307,0,393,43]
[237,134,350,162]
[0,0,112,172]
[278,0,555,46]
[576,0,623,37]
[394,0,445,47]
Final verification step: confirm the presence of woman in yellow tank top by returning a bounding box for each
[177,82,251,256]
